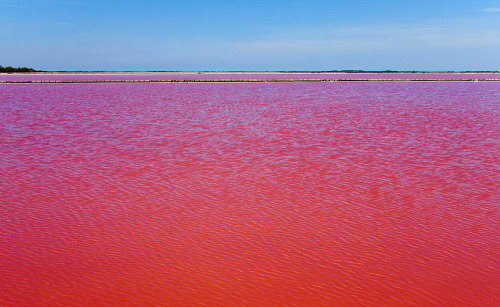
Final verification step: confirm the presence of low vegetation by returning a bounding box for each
[0,65,38,73]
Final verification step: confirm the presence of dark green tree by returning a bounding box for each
[0,65,38,72]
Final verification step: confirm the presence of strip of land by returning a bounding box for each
[2,71,500,83]
[2,78,500,83]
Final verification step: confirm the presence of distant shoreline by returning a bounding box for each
[3,79,500,84]
[3,71,500,83]
[2,70,500,75]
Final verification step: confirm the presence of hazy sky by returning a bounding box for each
[2,0,500,71]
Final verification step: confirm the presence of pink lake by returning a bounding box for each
[2,72,500,82]
[0,79,499,305]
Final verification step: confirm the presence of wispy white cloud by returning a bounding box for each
[483,7,500,12]
[232,18,500,57]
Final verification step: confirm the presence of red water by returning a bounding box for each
[1,81,499,306]
[2,72,500,82]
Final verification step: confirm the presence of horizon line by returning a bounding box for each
[4,70,500,73]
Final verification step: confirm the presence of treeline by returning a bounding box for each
[0,65,38,73]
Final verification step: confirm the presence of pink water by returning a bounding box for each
[2,72,500,82]
[1,81,499,306]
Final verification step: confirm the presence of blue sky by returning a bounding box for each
[1,0,500,71]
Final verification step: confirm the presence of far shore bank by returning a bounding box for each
[3,71,500,83]
[2,71,500,75]
[3,78,500,84]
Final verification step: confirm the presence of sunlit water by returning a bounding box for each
[1,81,499,305]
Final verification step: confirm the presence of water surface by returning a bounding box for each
[1,81,499,305]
